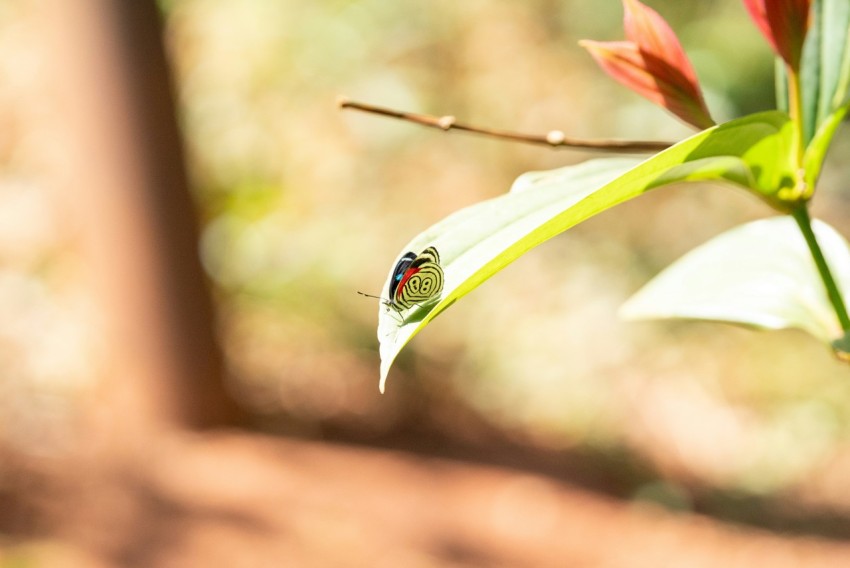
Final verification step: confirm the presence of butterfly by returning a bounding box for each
[360,246,445,318]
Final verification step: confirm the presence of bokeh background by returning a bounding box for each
[4,0,850,565]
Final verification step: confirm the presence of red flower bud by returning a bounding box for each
[742,0,812,71]
[580,0,714,129]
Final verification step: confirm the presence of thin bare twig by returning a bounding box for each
[338,97,673,153]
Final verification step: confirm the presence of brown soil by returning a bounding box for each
[4,431,850,568]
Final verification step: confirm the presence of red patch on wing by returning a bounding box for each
[395,267,420,300]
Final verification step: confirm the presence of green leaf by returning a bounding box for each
[621,216,850,344]
[800,0,850,145]
[375,112,795,391]
[803,101,850,190]
[375,157,640,391]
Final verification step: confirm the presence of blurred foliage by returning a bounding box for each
[3,0,850,516]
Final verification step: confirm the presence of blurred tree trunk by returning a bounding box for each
[41,0,243,433]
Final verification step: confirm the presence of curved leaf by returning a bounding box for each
[800,0,850,144]
[803,101,850,189]
[621,217,850,343]
[376,157,640,391]
[376,112,794,391]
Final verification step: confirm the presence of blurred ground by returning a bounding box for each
[5,431,850,568]
[3,0,850,565]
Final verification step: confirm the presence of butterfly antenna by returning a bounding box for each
[357,291,383,300]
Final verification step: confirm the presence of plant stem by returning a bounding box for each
[338,97,674,153]
[792,204,850,332]
[786,66,804,164]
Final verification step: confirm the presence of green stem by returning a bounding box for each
[787,66,805,165]
[792,204,850,332]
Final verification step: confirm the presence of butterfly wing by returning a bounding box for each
[392,247,444,310]
[388,252,416,300]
